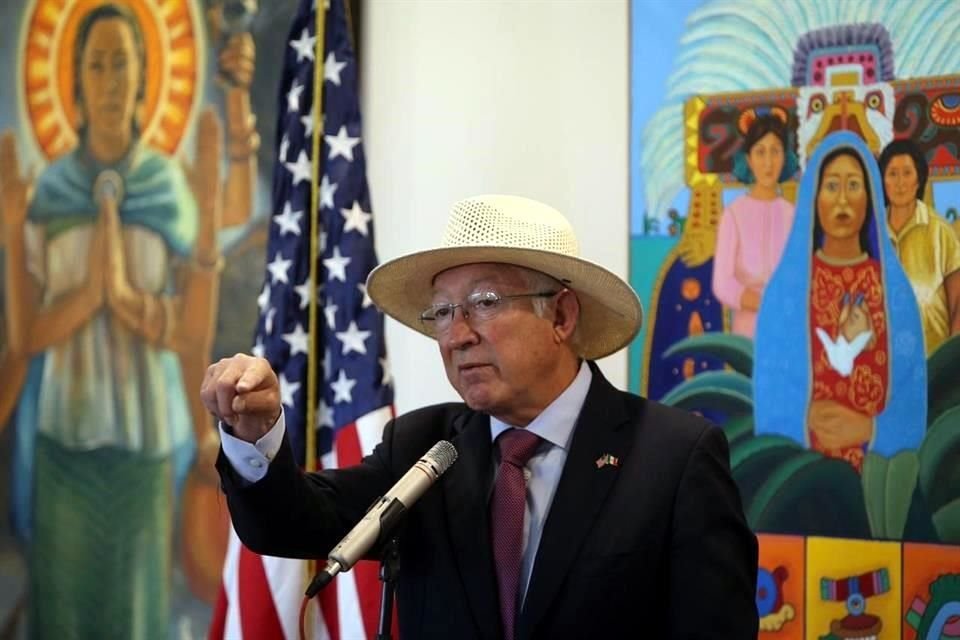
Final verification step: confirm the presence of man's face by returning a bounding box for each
[883,154,919,209]
[431,263,567,425]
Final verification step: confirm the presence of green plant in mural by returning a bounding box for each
[660,333,753,417]
[666,208,687,237]
[661,333,960,543]
[920,335,960,543]
[663,333,754,376]
[928,334,960,428]
[642,213,661,235]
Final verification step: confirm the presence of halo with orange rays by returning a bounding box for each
[21,0,201,160]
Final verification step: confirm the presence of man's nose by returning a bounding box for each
[444,308,478,349]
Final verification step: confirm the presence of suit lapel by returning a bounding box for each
[518,368,634,637]
[443,410,501,639]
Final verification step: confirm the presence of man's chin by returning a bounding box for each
[462,394,495,413]
[459,387,500,414]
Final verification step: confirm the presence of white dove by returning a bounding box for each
[815,327,873,377]
[815,292,874,377]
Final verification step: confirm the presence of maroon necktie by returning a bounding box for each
[490,428,542,640]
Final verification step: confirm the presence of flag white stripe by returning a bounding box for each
[263,554,314,640]
[336,568,366,639]
[223,526,244,640]
[356,406,392,456]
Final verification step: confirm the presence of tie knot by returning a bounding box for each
[497,428,542,468]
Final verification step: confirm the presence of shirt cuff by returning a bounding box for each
[219,412,286,484]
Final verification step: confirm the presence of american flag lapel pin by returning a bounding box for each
[595,453,620,469]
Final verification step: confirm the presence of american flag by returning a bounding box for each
[209,0,393,637]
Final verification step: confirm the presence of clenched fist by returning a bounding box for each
[201,353,281,442]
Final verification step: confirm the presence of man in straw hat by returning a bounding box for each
[202,195,759,639]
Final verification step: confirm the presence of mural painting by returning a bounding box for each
[631,2,960,636]
[757,533,804,638]
[0,0,296,636]
[903,543,960,640]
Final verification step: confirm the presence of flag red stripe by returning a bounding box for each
[354,561,382,640]
[335,423,380,638]
[318,578,341,640]
[335,421,362,465]
[239,546,286,639]
[208,583,228,640]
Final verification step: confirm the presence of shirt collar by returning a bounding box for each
[889,198,930,241]
[489,360,593,450]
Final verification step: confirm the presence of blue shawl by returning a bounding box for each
[27,144,197,256]
[753,132,926,457]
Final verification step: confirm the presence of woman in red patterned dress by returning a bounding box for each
[807,149,889,473]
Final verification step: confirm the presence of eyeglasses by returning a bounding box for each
[419,290,561,334]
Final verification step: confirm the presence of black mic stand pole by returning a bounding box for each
[375,537,401,640]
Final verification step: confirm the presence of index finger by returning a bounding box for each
[200,357,247,417]
[236,359,274,393]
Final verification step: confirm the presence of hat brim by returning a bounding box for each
[366,246,643,360]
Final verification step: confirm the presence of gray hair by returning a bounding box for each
[513,265,583,352]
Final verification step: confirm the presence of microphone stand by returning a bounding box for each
[375,537,401,640]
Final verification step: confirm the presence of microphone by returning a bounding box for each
[305,440,458,597]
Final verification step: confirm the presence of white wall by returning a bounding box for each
[360,0,630,414]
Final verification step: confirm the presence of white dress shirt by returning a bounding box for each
[219,412,286,483]
[488,360,592,605]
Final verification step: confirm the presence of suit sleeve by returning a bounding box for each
[216,417,398,560]
[668,425,759,639]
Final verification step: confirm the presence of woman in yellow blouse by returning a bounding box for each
[879,139,960,354]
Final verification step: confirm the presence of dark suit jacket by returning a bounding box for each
[218,365,759,639]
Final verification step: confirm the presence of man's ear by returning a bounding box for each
[552,290,580,343]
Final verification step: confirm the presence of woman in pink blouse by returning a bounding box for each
[712,109,797,338]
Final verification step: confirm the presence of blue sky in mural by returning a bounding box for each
[630,0,703,235]
[630,0,960,236]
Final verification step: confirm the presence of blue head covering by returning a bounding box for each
[754,131,926,457]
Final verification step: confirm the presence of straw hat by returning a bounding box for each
[366,194,642,360]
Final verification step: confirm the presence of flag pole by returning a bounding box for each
[302,2,328,635]
[306,0,329,475]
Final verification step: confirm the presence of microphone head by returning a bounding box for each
[421,440,458,476]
